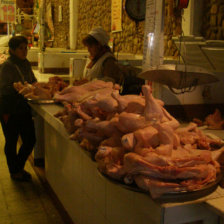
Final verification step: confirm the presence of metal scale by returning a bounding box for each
[138,0,219,94]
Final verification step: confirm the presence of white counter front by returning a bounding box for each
[30,103,224,224]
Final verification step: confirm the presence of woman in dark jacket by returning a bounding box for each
[0,36,36,181]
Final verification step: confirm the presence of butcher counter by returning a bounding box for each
[30,102,224,224]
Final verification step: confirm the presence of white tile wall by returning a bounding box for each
[92,171,107,216]
[163,204,219,224]
[159,72,224,105]
[133,193,162,224]
[81,192,107,224]
[37,52,89,70]
[36,50,143,74]
[81,151,96,197]
[106,181,136,224]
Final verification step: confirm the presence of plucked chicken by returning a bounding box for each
[53,80,224,199]
[14,76,68,100]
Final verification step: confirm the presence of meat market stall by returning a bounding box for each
[28,95,224,224]
[21,0,224,222]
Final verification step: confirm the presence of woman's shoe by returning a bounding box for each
[10,170,32,181]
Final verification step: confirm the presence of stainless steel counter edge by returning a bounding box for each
[29,103,68,136]
[29,102,95,160]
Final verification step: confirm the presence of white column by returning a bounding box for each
[142,0,164,71]
[182,0,203,36]
[39,0,45,52]
[69,0,79,50]
[39,0,45,73]
[142,0,164,98]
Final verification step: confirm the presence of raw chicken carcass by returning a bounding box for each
[13,76,68,100]
[54,80,115,103]
[142,85,179,129]
[85,118,119,138]
[154,123,176,156]
[79,128,105,145]
[14,81,52,100]
[52,80,223,198]
[111,91,145,114]
[134,175,186,199]
[25,85,52,100]
[211,146,224,166]
[121,121,177,154]
[121,126,159,151]
[83,94,118,113]
[176,122,197,134]
[134,165,217,199]
[204,109,224,130]
[73,104,92,120]
[142,85,165,122]
[134,126,160,149]
[193,109,224,130]
[115,112,150,133]
[100,132,123,147]
[161,107,180,129]
[176,122,223,150]
[95,146,126,180]
[58,104,79,134]
[124,152,214,181]
[121,133,136,151]
[77,117,121,146]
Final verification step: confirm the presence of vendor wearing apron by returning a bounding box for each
[82,27,123,84]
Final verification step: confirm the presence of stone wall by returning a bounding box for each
[50,0,69,48]
[30,0,224,56]
[202,0,224,40]
[76,0,144,54]
[77,0,181,56]
[164,0,182,57]
[44,0,181,55]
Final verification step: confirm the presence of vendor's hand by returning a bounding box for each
[18,84,34,95]
[13,81,34,95]
[13,81,24,92]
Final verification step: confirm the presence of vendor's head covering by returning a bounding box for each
[88,27,110,46]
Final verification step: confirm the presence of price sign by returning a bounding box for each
[0,0,16,23]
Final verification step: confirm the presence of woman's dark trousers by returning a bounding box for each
[1,112,36,174]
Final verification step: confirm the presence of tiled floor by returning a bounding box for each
[0,126,65,224]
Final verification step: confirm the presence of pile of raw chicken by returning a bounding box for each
[14,76,68,100]
[52,80,224,199]
[193,108,224,130]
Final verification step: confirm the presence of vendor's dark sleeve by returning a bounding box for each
[0,62,19,96]
[102,57,124,84]
[31,69,37,83]
[27,60,37,83]
[0,63,30,114]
